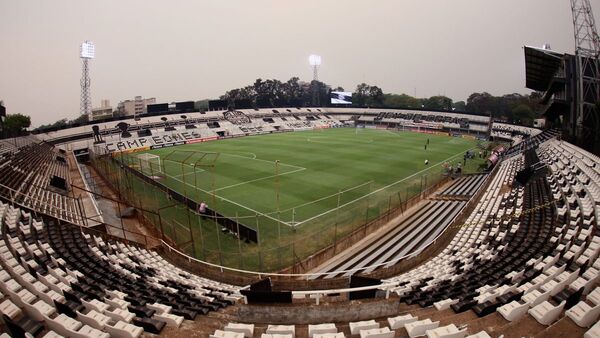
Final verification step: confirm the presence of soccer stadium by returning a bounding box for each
[1,1,600,338]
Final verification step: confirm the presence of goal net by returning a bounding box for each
[137,153,162,177]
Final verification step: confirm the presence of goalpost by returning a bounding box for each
[137,153,162,177]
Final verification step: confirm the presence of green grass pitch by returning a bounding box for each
[127,128,484,271]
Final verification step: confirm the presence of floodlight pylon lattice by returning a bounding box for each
[80,59,91,116]
[80,41,95,116]
[309,54,322,106]
[570,0,600,151]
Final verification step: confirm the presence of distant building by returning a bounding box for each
[117,96,156,117]
[90,99,113,121]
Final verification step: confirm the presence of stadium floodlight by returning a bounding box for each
[308,54,322,66]
[80,41,95,59]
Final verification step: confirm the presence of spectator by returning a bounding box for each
[198,201,207,215]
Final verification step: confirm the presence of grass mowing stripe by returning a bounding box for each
[294,146,479,226]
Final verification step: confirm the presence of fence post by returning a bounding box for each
[334,190,341,253]
[236,212,243,270]
[256,214,263,272]
[387,195,392,222]
[215,215,223,266]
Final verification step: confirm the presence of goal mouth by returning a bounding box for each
[136,153,163,177]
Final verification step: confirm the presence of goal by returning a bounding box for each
[137,153,162,177]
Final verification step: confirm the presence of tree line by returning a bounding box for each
[2,78,543,137]
[219,77,541,125]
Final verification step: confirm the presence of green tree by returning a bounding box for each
[3,113,31,137]
[367,85,384,106]
[453,101,466,111]
[423,95,453,110]
[353,83,385,106]
[383,93,421,108]
[71,114,89,126]
[512,104,534,126]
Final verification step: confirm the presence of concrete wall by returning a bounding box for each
[236,297,400,324]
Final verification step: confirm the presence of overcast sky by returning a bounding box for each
[1,0,597,127]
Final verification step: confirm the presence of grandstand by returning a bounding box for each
[1,106,600,338]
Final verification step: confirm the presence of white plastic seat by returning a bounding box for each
[105,297,129,309]
[425,324,467,338]
[387,314,418,329]
[0,299,21,319]
[584,320,600,338]
[308,323,337,337]
[405,319,440,338]
[23,299,55,322]
[81,298,110,313]
[224,323,254,338]
[434,299,458,311]
[359,327,394,338]
[566,301,600,327]
[313,333,345,338]
[266,324,295,337]
[73,324,110,338]
[522,288,551,307]
[40,331,64,338]
[77,310,111,330]
[147,302,172,314]
[211,330,245,338]
[528,300,566,325]
[104,307,135,323]
[349,320,379,335]
[44,313,83,336]
[104,320,144,338]
[587,287,600,305]
[497,301,530,321]
[154,312,184,327]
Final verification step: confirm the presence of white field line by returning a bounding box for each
[294,146,479,226]
[385,130,403,137]
[221,152,304,170]
[173,169,205,179]
[307,137,374,144]
[169,174,289,226]
[264,180,374,216]
[222,152,257,159]
[214,167,306,192]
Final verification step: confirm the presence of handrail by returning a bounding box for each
[72,151,104,224]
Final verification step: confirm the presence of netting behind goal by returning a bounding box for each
[137,153,162,176]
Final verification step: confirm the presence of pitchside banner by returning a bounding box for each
[105,130,218,152]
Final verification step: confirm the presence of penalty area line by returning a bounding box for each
[214,167,306,192]
[168,174,290,227]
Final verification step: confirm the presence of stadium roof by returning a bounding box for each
[524,46,564,92]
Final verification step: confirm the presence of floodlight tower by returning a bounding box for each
[80,41,95,116]
[308,54,322,106]
[570,0,600,149]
